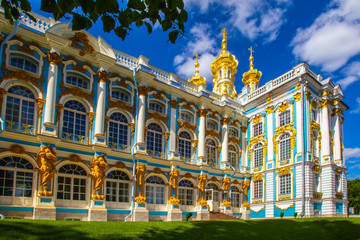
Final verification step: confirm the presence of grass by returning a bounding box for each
[1,218,360,240]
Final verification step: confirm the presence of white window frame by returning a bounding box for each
[180,111,194,123]
[61,100,88,144]
[178,180,194,206]
[253,143,263,169]
[207,119,219,131]
[145,176,165,205]
[279,134,291,162]
[253,179,263,201]
[110,86,132,104]
[279,110,291,127]
[278,173,292,197]
[253,123,262,137]
[105,170,130,203]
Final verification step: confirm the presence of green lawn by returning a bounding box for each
[1,218,360,240]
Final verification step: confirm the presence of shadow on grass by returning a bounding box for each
[0,220,93,240]
[116,219,360,240]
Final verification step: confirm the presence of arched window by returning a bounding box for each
[5,85,36,134]
[279,110,291,126]
[253,143,263,169]
[206,139,217,168]
[279,133,291,161]
[253,179,263,199]
[146,176,165,204]
[205,183,219,202]
[10,56,38,73]
[0,156,34,197]
[178,180,194,206]
[178,131,192,161]
[146,123,163,156]
[231,186,240,207]
[149,102,164,114]
[62,100,87,143]
[228,145,237,169]
[111,89,130,103]
[229,128,237,137]
[108,112,129,151]
[180,112,193,123]
[57,164,87,201]
[66,75,89,90]
[312,131,319,158]
[207,120,218,131]
[106,170,130,202]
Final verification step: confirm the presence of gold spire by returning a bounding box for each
[188,53,206,85]
[242,46,262,91]
[221,28,227,54]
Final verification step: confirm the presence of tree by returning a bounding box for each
[348,178,360,214]
[0,0,188,43]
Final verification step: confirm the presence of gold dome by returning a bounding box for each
[210,28,238,98]
[242,47,262,91]
[188,53,206,85]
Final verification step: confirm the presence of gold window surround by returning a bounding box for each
[273,121,297,168]
[251,172,265,204]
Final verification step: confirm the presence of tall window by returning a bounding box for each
[253,180,263,199]
[279,174,291,195]
[62,100,87,143]
[279,110,291,126]
[5,85,35,134]
[253,143,263,169]
[106,170,130,203]
[178,180,194,206]
[314,173,320,193]
[231,186,240,207]
[10,56,38,73]
[206,139,217,168]
[205,183,219,202]
[207,120,218,131]
[253,123,262,137]
[0,156,34,197]
[279,134,291,161]
[228,145,237,169]
[146,123,163,156]
[229,128,237,137]
[146,176,165,204]
[312,110,317,122]
[108,112,129,150]
[111,89,130,103]
[66,75,89,90]
[312,132,319,158]
[180,112,193,123]
[149,102,164,114]
[57,164,87,201]
[335,174,341,192]
[178,131,192,160]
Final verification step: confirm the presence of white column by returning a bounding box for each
[295,92,303,162]
[135,86,147,153]
[197,109,207,164]
[266,107,274,165]
[333,110,342,162]
[241,126,248,169]
[93,71,108,145]
[320,99,331,162]
[265,172,274,218]
[221,118,230,168]
[169,100,178,159]
[42,52,62,135]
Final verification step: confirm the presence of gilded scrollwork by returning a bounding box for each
[135,164,146,189]
[278,102,289,112]
[198,108,208,117]
[170,100,179,108]
[222,117,231,125]
[278,166,291,175]
[47,52,63,66]
[294,92,301,102]
[222,177,230,192]
[265,106,273,114]
[252,173,263,181]
[198,174,207,193]
[146,110,169,127]
[169,196,180,206]
[0,71,44,94]
[178,119,197,132]
[169,169,179,190]
[97,70,110,83]
[90,155,108,200]
[242,180,250,196]
[70,32,95,56]
[37,145,57,196]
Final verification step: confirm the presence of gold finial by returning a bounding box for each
[221,28,227,53]
[248,46,254,70]
[194,53,200,76]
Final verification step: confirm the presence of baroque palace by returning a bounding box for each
[0,11,348,221]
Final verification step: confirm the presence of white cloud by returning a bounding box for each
[336,61,360,89]
[174,23,219,83]
[350,97,360,114]
[345,147,360,160]
[184,0,291,42]
[291,0,360,73]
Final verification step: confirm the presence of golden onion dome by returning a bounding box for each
[242,47,262,89]
[188,53,206,85]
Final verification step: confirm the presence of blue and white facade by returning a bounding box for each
[0,11,348,221]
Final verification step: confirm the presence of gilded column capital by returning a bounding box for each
[320,99,330,108]
[332,108,342,116]
[97,70,110,83]
[199,108,208,117]
[222,117,231,125]
[295,83,301,90]
[241,126,247,133]
[170,100,179,109]
[305,91,311,100]
[265,106,273,114]
[294,92,301,102]
[138,85,150,96]
[47,52,63,66]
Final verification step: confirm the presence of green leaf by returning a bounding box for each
[40,0,57,13]
[72,13,92,30]
[178,9,187,23]
[10,7,20,20]
[101,15,115,32]
[161,19,172,31]
[168,30,179,44]
[144,21,152,34]
[166,0,177,10]
[20,0,32,12]
[114,26,128,40]
[127,0,146,11]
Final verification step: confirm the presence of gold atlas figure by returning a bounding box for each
[90,155,108,200]
[37,145,57,196]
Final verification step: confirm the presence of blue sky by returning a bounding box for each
[31,0,360,179]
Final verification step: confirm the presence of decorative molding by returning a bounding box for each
[278,166,291,175]
[70,32,95,56]
[294,93,301,102]
[265,106,273,114]
[252,173,263,181]
[198,108,208,117]
[97,70,110,83]
[278,102,289,112]
[178,119,197,132]
[0,70,44,94]
[170,100,179,108]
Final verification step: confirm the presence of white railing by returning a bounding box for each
[272,69,294,87]
[19,11,55,33]
[209,91,221,102]
[149,65,170,82]
[114,50,139,69]
[248,84,267,99]
[176,78,199,95]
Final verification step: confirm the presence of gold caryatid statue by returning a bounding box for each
[188,53,206,85]
[169,169,179,190]
[242,46,262,92]
[198,173,207,193]
[242,180,250,197]
[135,164,146,188]
[37,145,57,196]
[210,28,239,98]
[222,177,230,192]
[90,155,108,200]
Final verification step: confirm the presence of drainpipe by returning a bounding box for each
[300,78,306,218]
[0,20,19,136]
[227,110,238,203]
[125,67,139,222]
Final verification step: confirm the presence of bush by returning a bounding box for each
[294,212,298,218]
[280,212,284,219]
